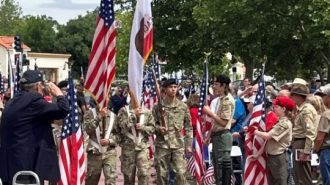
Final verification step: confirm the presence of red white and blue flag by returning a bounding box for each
[244,76,268,185]
[14,54,21,95]
[203,165,215,185]
[85,0,116,109]
[142,56,159,159]
[142,56,159,110]
[58,71,86,185]
[0,72,4,96]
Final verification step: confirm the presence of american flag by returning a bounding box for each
[85,0,116,109]
[14,54,21,94]
[142,57,159,110]
[244,76,268,185]
[143,56,159,159]
[187,155,196,175]
[58,71,86,185]
[203,164,236,185]
[0,72,4,95]
[191,62,208,184]
[203,165,215,185]
[198,62,208,116]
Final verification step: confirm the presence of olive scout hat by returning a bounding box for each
[292,78,308,86]
[291,84,309,96]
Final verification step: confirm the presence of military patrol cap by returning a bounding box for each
[273,96,296,111]
[316,84,330,96]
[20,70,43,84]
[162,78,178,88]
[214,74,231,85]
[291,84,309,96]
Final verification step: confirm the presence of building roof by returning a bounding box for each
[28,52,71,59]
[0,36,31,50]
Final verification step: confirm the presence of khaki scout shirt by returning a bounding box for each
[266,117,292,155]
[117,106,155,151]
[84,109,119,154]
[318,109,330,150]
[293,101,318,154]
[212,93,235,132]
[153,98,192,149]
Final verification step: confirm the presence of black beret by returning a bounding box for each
[214,75,231,85]
[20,70,43,84]
[162,78,178,88]
[57,80,68,89]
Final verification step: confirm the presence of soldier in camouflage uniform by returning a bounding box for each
[152,78,193,185]
[204,75,235,185]
[117,105,155,185]
[84,107,119,185]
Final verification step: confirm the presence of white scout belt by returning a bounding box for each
[90,108,115,153]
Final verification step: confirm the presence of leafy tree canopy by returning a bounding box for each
[0,0,22,35]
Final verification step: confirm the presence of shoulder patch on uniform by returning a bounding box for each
[278,121,289,129]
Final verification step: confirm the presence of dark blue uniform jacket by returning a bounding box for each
[0,91,69,183]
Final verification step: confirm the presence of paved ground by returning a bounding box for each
[97,147,157,185]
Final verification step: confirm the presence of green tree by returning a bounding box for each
[53,8,133,78]
[0,0,22,35]
[115,11,133,77]
[17,15,58,52]
[54,11,97,77]
[152,0,231,78]
[193,0,330,81]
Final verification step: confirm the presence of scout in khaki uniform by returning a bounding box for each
[117,105,155,185]
[290,78,317,185]
[204,75,235,185]
[152,78,193,185]
[254,96,295,185]
[314,84,330,185]
[84,107,119,185]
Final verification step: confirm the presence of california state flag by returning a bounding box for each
[128,0,153,106]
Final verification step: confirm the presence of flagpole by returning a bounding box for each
[7,50,14,99]
[203,52,211,105]
[261,56,266,76]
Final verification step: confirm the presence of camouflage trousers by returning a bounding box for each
[120,145,150,185]
[155,147,187,185]
[85,148,117,185]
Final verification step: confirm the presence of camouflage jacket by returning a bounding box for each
[117,105,155,150]
[152,98,192,149]
[84,109,119,153]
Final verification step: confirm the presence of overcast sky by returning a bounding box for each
[16,0,99,24]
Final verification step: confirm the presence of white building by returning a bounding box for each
[229,62,246,82]
[0,36,71,83]
[28,52,71,83]
[0,36,31,78]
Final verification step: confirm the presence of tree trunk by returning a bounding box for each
[327,64,330,84]
[243,56,254,80]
